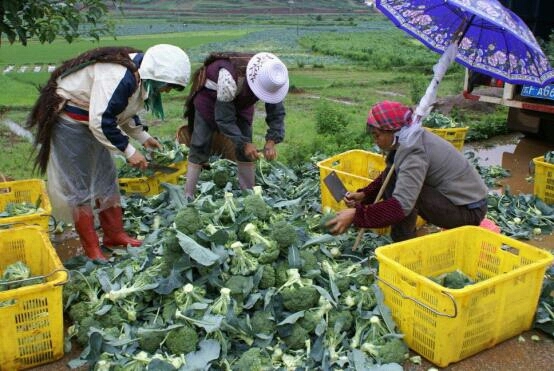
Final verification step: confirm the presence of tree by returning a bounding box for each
[0,0,120,46]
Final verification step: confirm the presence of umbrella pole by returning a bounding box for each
[352,164,395,251]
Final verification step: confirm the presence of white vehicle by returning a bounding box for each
[462,0,554,140]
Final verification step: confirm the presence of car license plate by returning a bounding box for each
[521,84,554,101]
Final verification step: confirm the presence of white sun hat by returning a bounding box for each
[139,44,191,88]
[246,52,289,104]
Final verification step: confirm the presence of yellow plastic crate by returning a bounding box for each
[0,226,69,370]
[532,156,554,205]
[317,150,386,212]
[317,150,425,234]
[0,179,52,231]
[375,226,553,367]
[118,160,188,196]
[426,127,468,151]
[156,160,188,185]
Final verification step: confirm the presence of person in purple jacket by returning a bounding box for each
[183,52,289,198]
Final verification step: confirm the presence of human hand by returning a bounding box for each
[143,137,162,150]
[344,191,364,207]
[326,208,356,235]
[128,151,148,170]
[263,140,277,161]
[243,142,260,161]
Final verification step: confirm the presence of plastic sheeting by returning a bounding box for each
[47,118,121,223]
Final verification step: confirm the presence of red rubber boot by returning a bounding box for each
[73,206,106,260]
[99,206,142,247]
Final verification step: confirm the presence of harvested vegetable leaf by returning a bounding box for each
[429,270,474,289]
[0,201,44,217]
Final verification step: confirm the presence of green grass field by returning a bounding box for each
[0,14,489,180]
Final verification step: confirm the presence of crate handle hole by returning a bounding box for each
[501,244,520,256]
[0,186,12,194]
[0,299,17,308]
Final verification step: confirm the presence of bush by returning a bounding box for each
[315,103,349,135]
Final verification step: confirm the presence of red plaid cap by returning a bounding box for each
[366,101,413,131]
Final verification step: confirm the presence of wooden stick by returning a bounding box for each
[352,164,395,251]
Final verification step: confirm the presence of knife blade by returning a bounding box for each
[147,163,178,174]
[323,171,348,202]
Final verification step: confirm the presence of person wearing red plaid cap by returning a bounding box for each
[326,100,488,242]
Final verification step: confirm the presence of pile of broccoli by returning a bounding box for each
[62,157,407,370]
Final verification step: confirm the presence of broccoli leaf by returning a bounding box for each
[302,234,336,248]
[154,268,185,295]
[147,360,176,371]
[176,231,219,266]
[288,245,302,268]
[278,311,306,325]
[183,339,221,371]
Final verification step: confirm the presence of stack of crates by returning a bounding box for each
[0,179,52,231]
[532,156,554,205]
[375,226,553,367]
[0,226,68,370]
[118,160,188,196]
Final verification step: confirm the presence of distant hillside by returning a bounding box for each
[116,0,371,17]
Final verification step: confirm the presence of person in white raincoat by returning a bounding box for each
[26,44,191,260]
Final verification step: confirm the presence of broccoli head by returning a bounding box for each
[328,309,354,332]
[68,301,92,323]
[229,241,259,276]
[225,275,254,302]
[213,168,230,188]
[233,347,272,371]
[335,275,352,292]
[250,310,275,335]
[75,316,102,346]
[367,338,409,365]
[298,308,324,333]
[98,306,126,328]
[258,264,276,289]
[299,249,319,274]
[258,243,280,264]
[164,325,198,355]
[137,328,166,354]
[270,220,298,249]
[243,223,280,264]
[174,206,203,236]
[274,261,290,287]
[282,323,310,350]
[243,187,270,220]
[443,270,474,289]
[281,285,320,312]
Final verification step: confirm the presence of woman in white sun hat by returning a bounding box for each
[183,51,289,198]
[27,44,191,260]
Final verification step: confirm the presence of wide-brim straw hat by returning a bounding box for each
[246,52,289,104]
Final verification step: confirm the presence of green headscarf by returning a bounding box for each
[143,79,167,120]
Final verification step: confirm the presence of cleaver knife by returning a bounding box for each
[323,171,348,202]
[147,163,178,174]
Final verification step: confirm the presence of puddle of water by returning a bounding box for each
[465,133,554,250]
[465,133,553,195]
